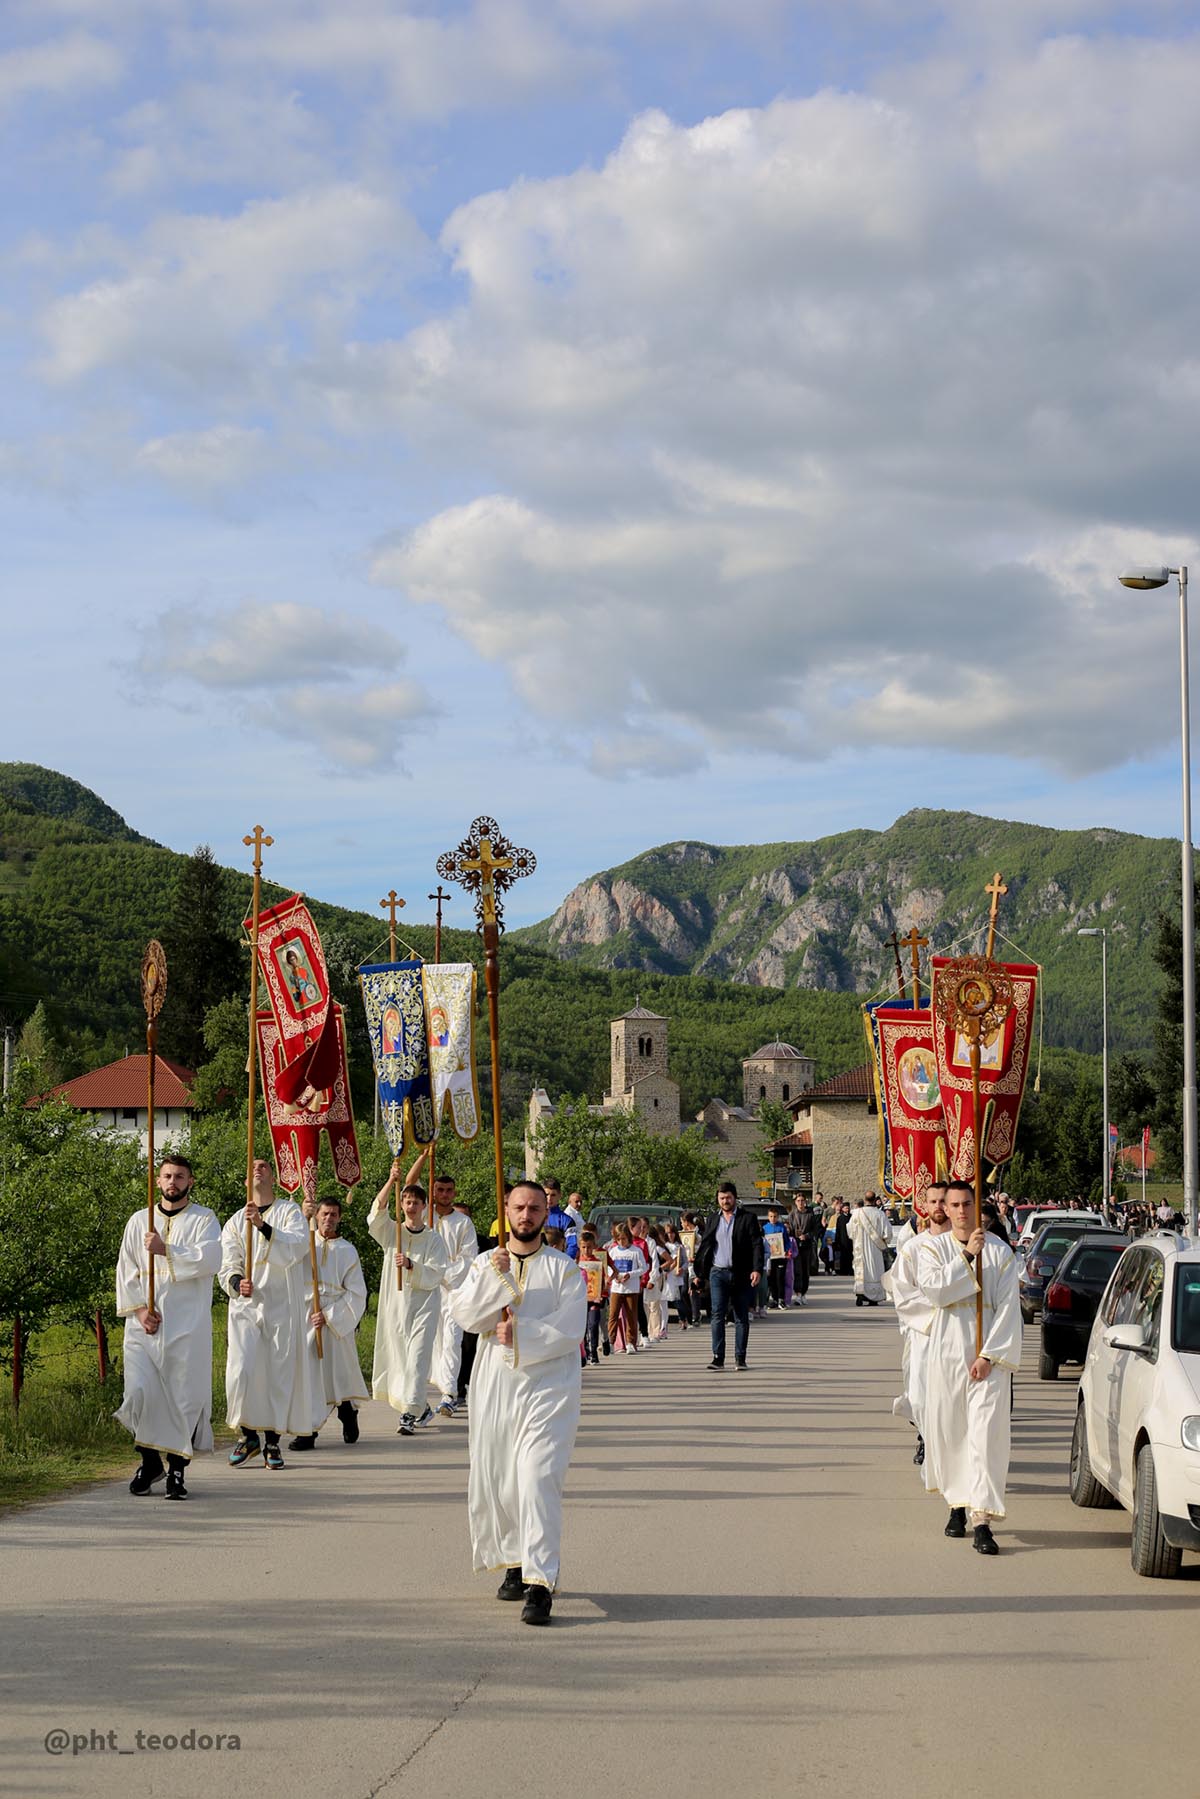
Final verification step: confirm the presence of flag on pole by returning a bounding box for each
[360,960,435,1152]
[1108,1121,1120,1172]
[422,962,481,1142]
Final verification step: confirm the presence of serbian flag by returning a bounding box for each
[360,960,435,1152]
[247,893,341,1107]
[864,997,949,1201]
[256,1004,361,1195]
[422,962,481,1142]
[1109,1123,1120,1171]
[930,956,1039,1178]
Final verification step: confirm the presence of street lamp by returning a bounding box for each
[1117,564,1195,1236]
[1077,928,1109,1211]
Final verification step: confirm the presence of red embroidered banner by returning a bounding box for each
[865,1000,948,1201]
[245,893,340,1107]
[255,1003,361,1195]
[930,956,1038,1177]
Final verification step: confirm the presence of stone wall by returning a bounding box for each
[611,1016,670,1093]
[742,1054,815,1111]
[810,1100,880,1200]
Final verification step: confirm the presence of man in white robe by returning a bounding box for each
[449,1180,587,1626]
[288,1195,369,1450]
[914,1179,1022,1554]
[847,1195,891,1306]
[115,1153,222,1500]
[369,1172,449,1434]
[886,1184,952,1478]
[220,1159,313,1470]
[404,1148,479,1417]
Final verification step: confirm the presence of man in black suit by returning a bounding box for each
[692,1182,765,1371]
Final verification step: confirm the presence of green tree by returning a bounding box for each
[160,845,243,1068]
[190,996,252,1113]
[530,1099,720,1212]
[752,1100,794,1178]
[17,1000,61,1087]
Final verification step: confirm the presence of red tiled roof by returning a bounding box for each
[788,1062,874,1106]
[47,1055,197,1110]
[770,1129,813,1149]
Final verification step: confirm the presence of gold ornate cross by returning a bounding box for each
[984,872,1007,959]
[437,815,536,934]
[380,890,405,961]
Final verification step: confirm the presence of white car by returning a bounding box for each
[1018,1207,1105,1247]
[1069,1233,1200,1577]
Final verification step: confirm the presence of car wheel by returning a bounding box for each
[1069,1403,1117,1509]
[1038,1347,1058,1381]
[1130,1444,1183,1579]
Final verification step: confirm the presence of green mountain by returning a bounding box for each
[0,765,870,1116]
[513,808,1181,1055]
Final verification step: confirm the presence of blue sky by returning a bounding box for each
[4,0,1200,927]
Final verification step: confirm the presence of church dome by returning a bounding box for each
[747,1041,803,1060]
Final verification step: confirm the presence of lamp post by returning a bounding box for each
[1118,565,1195,1237]
[1077,928,1109,1211]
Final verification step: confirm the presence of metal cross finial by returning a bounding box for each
[437,815,535,933]
[380,890,405,962]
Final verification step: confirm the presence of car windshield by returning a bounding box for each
[1035,1231,1081,1259]
[1061,1245,1125,1285]
[1173,1265,1200,1353]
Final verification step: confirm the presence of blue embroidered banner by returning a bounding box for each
[360,960,435,1152]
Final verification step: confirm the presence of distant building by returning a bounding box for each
[770,1062,877,1203]
[742,1040,815,1111]
[45,1054,196,1156]
[603,1001,681,1138]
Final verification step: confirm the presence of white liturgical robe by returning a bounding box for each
[220,1198,313,1435]
[848,1204,891,1303]
[914,1231,1022,1519]
[449,1243,587,1590]
[432,1207,479,1401]
[887,1227,954,1490]
[305,1233,369,1430]
[369,1202,450,1414]
[115,1201,222,1460]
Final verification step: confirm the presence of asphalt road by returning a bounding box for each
[3,1276,1197,1799]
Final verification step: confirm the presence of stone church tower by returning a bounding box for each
[611,999,669,1093]
[742,1040,814,1112]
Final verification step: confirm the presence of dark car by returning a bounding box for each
[1018,1221,1127,1322]
[1038,1232,1130,1378]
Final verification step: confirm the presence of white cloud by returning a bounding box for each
[134,597,434,771]
[135,424,269,497]
[109,84,329,197]
[0,31,121,109]
[362,50,1200,777]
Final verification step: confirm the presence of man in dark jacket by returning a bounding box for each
[692,1182,765,1370]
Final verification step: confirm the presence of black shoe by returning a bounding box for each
[129,1452,165,1495]
[338,1402,360,1444]
[164,1468,188,1501]
[707,1358,725,1370]
[496,1567,526,1601]
[229,1434,260,1467]
[855,1295,865,1307]
[288,1434,317,1451]
[588,1354,599,1365]
[263,1441,285,1470]
[735,1360,747,1371]
[973,1523,999,1556]
[398,1413,416,1436]
[913,1435,925,1467]
[945,1507,967,1539]
[521,1585,553,1626]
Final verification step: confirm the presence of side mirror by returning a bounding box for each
[1103,1322,1148,1353]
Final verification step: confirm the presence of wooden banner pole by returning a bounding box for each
[140,941,167,1321]
[243,827,273,1283]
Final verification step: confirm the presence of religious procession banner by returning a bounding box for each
[360,960,435,1152]
[422,961,481,1143]
[256,1003,362,1195]
[929,956,1039,1177]
[245,893,341,1106]
[864,997,949,1201]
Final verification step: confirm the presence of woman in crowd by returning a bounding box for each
[606,1222,647,1354]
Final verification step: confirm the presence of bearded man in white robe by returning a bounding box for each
[449,1180,587,1627]
[115,1153,221,1500]
[288,1195,368,1450]
[847,1195,891,1306]
[914,1179,1021,1555]
[220,1159,313,1470]
[369,1174,449,1434]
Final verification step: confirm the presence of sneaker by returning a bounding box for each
[588,1354,599,1365]
[496,1566,526,1601]
[973,1523,999,1556]
[263,1441,285,1470]
[398,1414,416,1436]
[228,1434,260,1467]
[436,1399,456,1419]
[288,1434,317,1451]
[415,1405,435,1428]
[164,1468,188,1501]
[624,1344,637,1354]
[129,1453,165,1495]
[521,1585,553,1626]
[601,1341,611,1357]
[735,1360,748,1370]
[456,1392,469,1411]
[638,1336,650,1348]
[338,1402,360,1445]
[944,1507,967,1539]
[707,1359,725,1370]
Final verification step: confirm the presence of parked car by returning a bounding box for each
[1038,1233,1130,1378]
[1069,1233,1200,1577]
[1012,1203,1039,1236]
[1019,1221,1126,1322]
[1017,1207,1105,1247]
